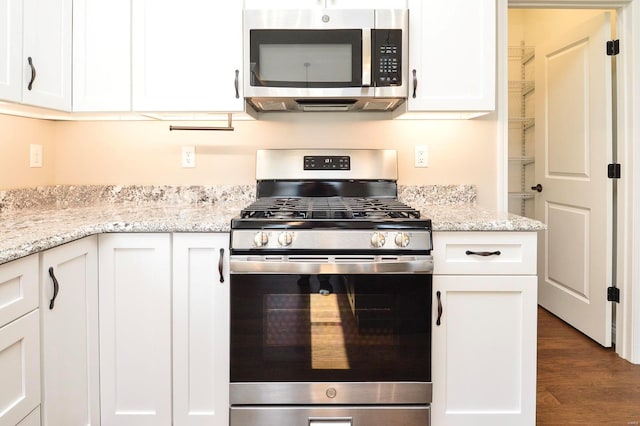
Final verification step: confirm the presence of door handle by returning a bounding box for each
[27,57,36,91]
[531,184,543,192]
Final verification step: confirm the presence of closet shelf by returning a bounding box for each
[508,192,536,200]
[508,117,535,130]
[508,156,535,165]
[508,46,535,64]
[509,80,535,96]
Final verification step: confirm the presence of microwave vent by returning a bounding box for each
[363,100,400,111]
[255,100,288,111]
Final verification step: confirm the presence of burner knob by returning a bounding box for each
[395,232,411,248]
[253,231,269,247]
[370,232,386,248]
[277,232,293,247]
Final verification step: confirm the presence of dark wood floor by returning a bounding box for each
[537,307,640,424]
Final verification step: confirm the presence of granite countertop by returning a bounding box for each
[0,185,546,265]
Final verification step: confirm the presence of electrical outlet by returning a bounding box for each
[182,146,195,168]
[30,144,43,168]
[414,145,428,168]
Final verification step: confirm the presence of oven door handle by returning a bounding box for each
[230,256,433,274]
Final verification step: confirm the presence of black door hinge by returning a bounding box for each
[608,163,621,179]
[607,39,620,56]
[607,286,620,303]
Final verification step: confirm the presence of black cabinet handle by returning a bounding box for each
[27,57,36,91]
[436,290,443,326]
[412,69,417,99]
[531,184,543,192]
[48,267,59,310]
[465,250,501,257]
[234,70,240,99]
[218,248,225,283]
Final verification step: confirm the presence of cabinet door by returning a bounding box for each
[432,275,537,426]
[73,0,131,111]
[0,0,22,102]
[99,233,172,426]
[327,0,407,8]
[0,310,40,426]
[40,236,99,426]
[407,0,495,112]
[22,0,72,110]
[131,0,243,112]
[173,233,229,426]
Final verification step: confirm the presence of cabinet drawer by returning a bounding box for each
[433,232,537,275]
[0,255,39,328]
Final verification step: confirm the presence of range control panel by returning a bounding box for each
[304,155,351,170]
[372,29,402,87]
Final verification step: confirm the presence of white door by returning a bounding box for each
[0,0,22,102]
[173,233,230,426]
[534,13,613,346]
[99,233,172,426]
[40,236,100,426]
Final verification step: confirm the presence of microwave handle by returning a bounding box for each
[362,29,372,87]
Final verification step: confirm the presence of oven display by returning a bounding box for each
[304,156,350,170]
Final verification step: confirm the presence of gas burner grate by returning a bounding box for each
[240,197,421,220]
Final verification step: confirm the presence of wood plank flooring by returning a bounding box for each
[537,307,640,424]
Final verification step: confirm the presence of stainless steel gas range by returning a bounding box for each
[229,149,433,426]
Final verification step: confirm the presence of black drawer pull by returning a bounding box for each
[412,69,417,99]
[465,250,502,257]
[48,267,59,310]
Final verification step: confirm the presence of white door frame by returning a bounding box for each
[497,0,640,363]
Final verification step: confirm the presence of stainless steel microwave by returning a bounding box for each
[243,9,408,112]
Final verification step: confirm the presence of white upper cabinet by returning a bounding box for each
[132,0,243,112]
[0,0,22,102]
[22,0,72,110]
[73,0,131,111]
[0,0,72,110]
[244,0,407,9]
[407,0,496,112]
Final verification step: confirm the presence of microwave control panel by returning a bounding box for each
[372,29,402,87]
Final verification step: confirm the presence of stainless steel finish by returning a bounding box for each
[231,405,430,426]
[230,382,431,405]
[362,28,372,87]
[256,149,398,181]
[233,229,431,251]
[230,254,433,274]
[243,9,408,112]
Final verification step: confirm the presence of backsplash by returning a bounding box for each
[0,184,476,212]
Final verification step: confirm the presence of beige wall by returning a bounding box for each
[3,111,499,208]
[1,114,56,189]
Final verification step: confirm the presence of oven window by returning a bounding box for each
[230,274,431,382]
[249,29,362,88]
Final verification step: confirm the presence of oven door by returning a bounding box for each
[230,255,432,406]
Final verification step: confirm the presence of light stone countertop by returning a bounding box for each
[0,185,546,265]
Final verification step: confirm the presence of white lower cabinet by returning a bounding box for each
[432,232,538,426]
[0,254,40,426]
[98,232,230,426]
[98,233,172,426]
[40,236,99,426]
[172,233,230,426]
